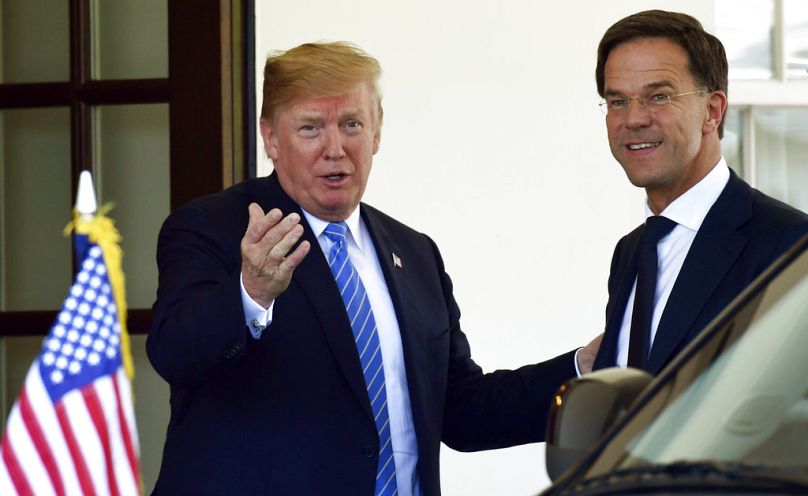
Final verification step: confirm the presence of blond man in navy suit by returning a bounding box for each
[148,42,599,496]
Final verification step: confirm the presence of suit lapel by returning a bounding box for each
[595,229,642,370]
[359,208,407,317]
[258,174,374,421]
[648,172,751,372]
[360,205,433,451]
[359,205,431,371]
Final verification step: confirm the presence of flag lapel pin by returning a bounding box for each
[392,252,403,269]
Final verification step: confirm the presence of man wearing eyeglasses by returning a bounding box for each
[591,10,808,374]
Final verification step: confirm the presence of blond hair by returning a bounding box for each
[261,41,383,128]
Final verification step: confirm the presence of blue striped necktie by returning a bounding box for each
[323,222,398,496]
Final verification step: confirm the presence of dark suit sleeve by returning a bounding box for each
[772,218,808,261]
[425,236,577,451]
[146,203,248,386]
[604,237,627,326]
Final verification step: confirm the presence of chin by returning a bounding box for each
[623,171,657,189]
[318,201,355,220]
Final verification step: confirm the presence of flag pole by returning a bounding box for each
[1,170,142,495]
[66,171,135,380]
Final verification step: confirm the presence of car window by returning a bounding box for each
[582,245,808,480]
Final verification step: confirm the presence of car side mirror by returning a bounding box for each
[545,367,653,481]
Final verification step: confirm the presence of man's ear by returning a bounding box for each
[372,126,381,155]
[259,118,279,160]
[704,90,728,134]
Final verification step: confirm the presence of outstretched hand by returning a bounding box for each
[241,203,311,308]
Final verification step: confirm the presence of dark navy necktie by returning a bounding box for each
[323,222,398,496]
[628,216,677,370]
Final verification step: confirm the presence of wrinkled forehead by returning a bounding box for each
[274,83,381,126]
[289,97,367,119]
[604,38,695,94]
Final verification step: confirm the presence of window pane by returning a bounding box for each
[94,104,169,309]
[1,108,72,311]
[754,108,808,212]
[0,336,43,433]
[716,0,775,79]
[129,334,169,494]
[91,0,168,80]
[722,107,745,177]
[785,0,808,79]
[1,0,69,83]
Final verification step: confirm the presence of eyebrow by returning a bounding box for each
[338,109,366,121]
[605,80,676,97]
[294,108,367,123]
[645,81,676,91]
[294,113,325,124]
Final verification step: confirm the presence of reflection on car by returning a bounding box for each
[543,233,808,495]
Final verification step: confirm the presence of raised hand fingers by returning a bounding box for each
[256,212,305,260]
[244,204,282,244]
[278,239,311,273]
[240,205,311,307]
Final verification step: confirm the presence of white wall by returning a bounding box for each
[255,2,714,494]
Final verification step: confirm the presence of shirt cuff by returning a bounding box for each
[240,272,274,339]
[573,347,584,378]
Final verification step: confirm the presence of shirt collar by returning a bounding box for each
[644,156,731,232]
[302,207,367,252]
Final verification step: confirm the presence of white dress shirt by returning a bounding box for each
[616,158,730,368]
[240,207,420,496]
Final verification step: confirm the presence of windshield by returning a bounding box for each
[581,242,808,483]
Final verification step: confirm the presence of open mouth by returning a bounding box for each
[627,141,661,151]
[324,173,347,179]
[322,173,349,183]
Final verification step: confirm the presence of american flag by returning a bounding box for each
[0,235,141,495]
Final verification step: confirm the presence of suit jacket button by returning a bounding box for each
[361,446,376,458]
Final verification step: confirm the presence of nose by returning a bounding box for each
[322,127,345,160]
[623,98,652,128]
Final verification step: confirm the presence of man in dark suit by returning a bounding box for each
[147,41,598,495]
[592,10,808,374]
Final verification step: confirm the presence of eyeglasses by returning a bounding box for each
[599,89,708,115]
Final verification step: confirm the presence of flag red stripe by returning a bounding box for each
[19,388,65,496]
[1,436,34,496]
[82,387,120,496]
[56,403,96,496]
[112,376,141,490]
